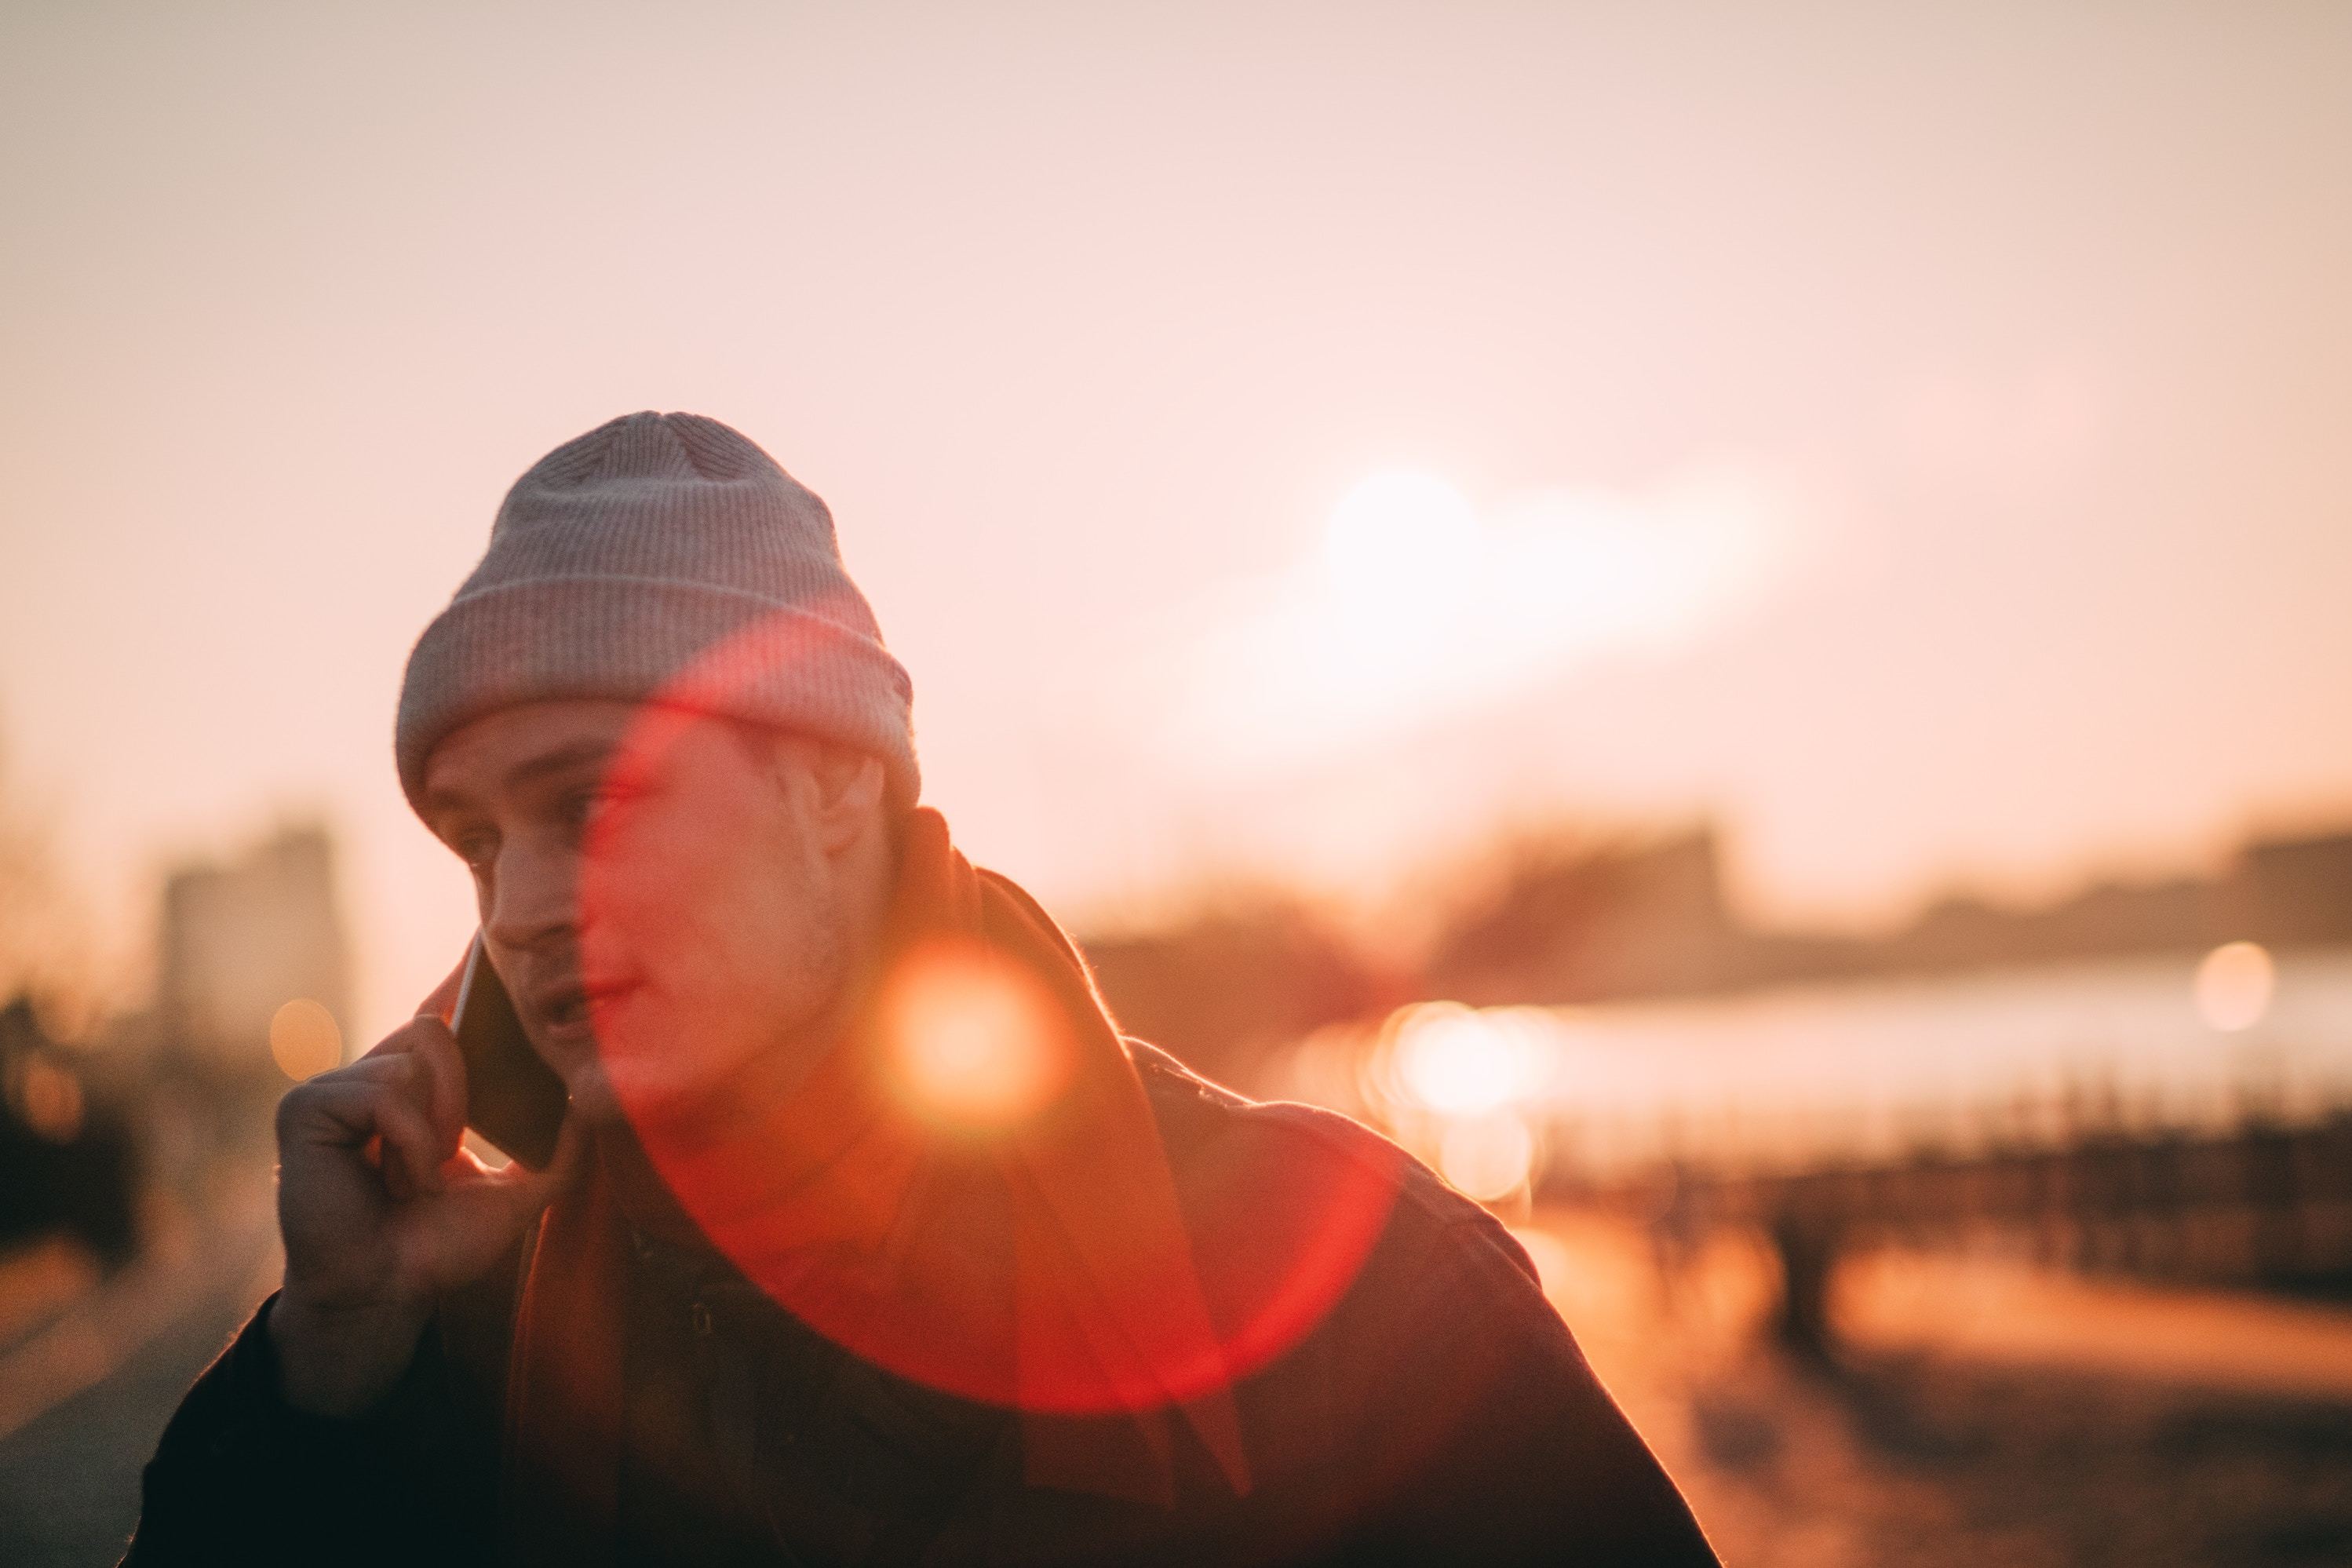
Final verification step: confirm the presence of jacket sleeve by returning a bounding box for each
[1358,1215,1722,1566]
[124,1292,494,1566]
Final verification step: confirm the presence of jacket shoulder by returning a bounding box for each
[1125,1041,1719,1562]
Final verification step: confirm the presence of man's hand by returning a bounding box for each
[268,1014,585,1417]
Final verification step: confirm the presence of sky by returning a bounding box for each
[2,1,2350,1041]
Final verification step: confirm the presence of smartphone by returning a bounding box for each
[450,934,569,1170]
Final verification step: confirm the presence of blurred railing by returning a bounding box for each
[1550,1111,2352,1355]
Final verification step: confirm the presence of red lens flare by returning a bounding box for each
[579,609,1402,1418]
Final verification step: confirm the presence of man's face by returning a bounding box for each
[418,699,864,1128]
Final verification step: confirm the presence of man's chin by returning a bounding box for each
[554,1063,626,1129]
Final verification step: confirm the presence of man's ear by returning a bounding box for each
[791,738,887,855]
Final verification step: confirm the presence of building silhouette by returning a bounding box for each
[1424,826,2352,1007]
[156,822,351,1081]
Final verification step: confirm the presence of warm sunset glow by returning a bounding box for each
[2193,941,2276,1034]
[7,17,2350,1560]
[268,997,343,1081]
[882,944,1070,1127]
[0,8,2346,1048]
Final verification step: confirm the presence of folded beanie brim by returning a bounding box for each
[396,574,918,811]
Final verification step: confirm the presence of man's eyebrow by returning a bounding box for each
[418,738,620,821]
[501,738,620,793]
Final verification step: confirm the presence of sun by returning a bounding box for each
[1322,469,1479,606]
[1310,469,1482,686]
[1165,459,1791,775]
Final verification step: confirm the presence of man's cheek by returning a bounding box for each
[582,840,695,961]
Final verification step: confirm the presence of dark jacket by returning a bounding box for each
[128,1045,1717,1566]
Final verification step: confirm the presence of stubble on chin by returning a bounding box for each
[560,1071,625,1129]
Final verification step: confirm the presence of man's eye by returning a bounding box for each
[566,786,633,828]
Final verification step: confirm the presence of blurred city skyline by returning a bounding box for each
[4,1,2350,1041]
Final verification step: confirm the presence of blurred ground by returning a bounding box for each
[0,1157,276,1566]
[1526,1210,2352,1568]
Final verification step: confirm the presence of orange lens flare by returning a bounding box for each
[884,941,1071,1129]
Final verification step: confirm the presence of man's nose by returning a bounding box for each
[484,843,578,950]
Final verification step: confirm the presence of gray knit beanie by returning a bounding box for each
[395,411,917,812]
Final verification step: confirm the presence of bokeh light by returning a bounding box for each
[1439,1113,1536,1202]
[1388,1001,1553,1115]
[2193,941,2275,1034]
[267,997,342,1081]
[12,1057,86,1143]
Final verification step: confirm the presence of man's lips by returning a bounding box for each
[528,978,638,1034]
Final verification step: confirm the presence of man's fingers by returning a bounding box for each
[352,1016,469,1161]
[283,1078,447,1198]
[400,1019,470,1157]
[327,1052,452,1170]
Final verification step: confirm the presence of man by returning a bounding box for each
[129,412,1718,1565]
